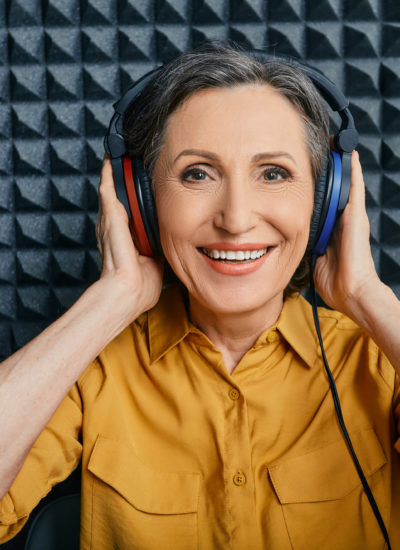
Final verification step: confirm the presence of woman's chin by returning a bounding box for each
[170,249,290,315]
[188,283,284,318]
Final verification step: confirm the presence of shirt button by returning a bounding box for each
[267,330,278,343]
[228,388,240,400]
[233,471,246,486]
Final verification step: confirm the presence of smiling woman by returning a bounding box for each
[1,41,400,550]
[123,42,330,296]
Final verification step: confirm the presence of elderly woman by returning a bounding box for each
[1,41,400,550]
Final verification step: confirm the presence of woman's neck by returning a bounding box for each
[188,293,284,374]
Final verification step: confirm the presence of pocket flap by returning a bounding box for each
[88,436,200,514]
[268,427,387,504]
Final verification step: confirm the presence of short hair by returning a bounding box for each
[123,40,330,296]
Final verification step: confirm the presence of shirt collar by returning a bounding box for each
[148,284,192,364]
[148,286,319,369]
[276,293,319,369]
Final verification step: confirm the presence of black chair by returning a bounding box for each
[23,494,80,550]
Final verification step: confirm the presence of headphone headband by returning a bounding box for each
[114,67,162,115]
[250,50,359,153]
[104,67,162,158]
[104,48,359,258]
[104,51,359,160]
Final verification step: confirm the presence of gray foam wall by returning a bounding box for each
[1,0,400,359]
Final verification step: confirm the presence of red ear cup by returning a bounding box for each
[123,156,153,256]
[131,156,161,255]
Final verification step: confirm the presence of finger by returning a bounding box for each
[347,150,368,217]
[98,157,127,221]
[97,158,124,269]
[99,157,115,194]
[329,142,365,211]
[339,151,371,259]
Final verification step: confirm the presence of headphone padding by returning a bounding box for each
[132,156,161,254]
[307,154,330,253]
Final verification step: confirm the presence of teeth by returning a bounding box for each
[202,247,268,261]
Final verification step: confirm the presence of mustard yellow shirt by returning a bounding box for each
[1,286,400,549]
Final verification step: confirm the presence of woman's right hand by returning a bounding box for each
[95,157,164,320]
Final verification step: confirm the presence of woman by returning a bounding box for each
[1,41,400,549]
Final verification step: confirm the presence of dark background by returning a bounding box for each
[1,0,400,547]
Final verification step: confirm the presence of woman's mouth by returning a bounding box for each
[197,245,274,276]
[200,247,270,263]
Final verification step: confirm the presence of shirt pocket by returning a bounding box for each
[87,435,200,550]
[268,427,388,550]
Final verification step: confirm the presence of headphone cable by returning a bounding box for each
[309,254,391,550]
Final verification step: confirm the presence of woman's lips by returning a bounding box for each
[198,244,275,276]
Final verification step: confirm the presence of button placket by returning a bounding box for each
[222,381,259,548]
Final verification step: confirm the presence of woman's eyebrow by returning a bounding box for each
[173,149,297,165]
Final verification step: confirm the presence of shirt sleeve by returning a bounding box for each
[0,382,83,544]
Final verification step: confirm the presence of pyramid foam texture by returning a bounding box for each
[1,0,400,359]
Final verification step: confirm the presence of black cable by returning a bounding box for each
[309,254,391,550]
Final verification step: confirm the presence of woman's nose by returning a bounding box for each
[213,178,258,235]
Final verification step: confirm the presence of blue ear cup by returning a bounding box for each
[312,151,351,256]
[307,154,330,254]
[312,151,343,255]
[308,149,352,256]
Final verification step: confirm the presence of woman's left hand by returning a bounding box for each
[312,150,382,323]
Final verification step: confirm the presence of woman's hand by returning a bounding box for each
[95,157,164,319]
[313,150,400,374]
[312,150,382,323]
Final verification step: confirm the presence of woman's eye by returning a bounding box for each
[180,166,289,183]
[262,166,289,182]
[181,168,209,182]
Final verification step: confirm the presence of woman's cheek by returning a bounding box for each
[156,206,196,273]
[266,195,311,244]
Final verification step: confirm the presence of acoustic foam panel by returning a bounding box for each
[0,0,400,360]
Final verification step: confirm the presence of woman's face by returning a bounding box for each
[153,85,314,316]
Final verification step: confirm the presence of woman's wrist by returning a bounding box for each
[344,276,391,333]
[89,275,148,334]
[344,278,400,372]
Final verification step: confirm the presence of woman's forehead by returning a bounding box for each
[162,85,309,159]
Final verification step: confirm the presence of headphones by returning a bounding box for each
[104,50,359,258]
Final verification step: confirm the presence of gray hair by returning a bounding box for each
[122,40,330,294]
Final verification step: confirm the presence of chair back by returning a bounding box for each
[24,493,80,550]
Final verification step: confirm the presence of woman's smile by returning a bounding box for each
[198,243,276,275]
